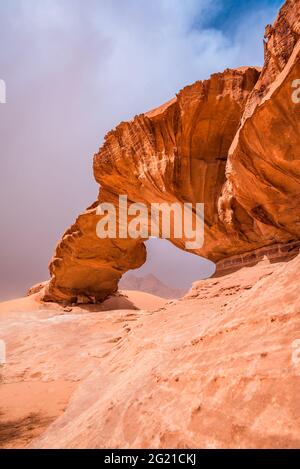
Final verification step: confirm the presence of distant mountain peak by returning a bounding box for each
[119,273,186,299]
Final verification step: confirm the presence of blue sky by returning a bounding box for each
[205,0,283,30]
[0,0,285,297]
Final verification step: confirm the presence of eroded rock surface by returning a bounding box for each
[20,253,300,448]
[2,252,300,448]
[41,0,300,303]
[219,30,300,247]
[44,67,260,303]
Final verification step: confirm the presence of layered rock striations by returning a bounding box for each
[25,252,300,449]
[41,0,300,303]
[245,0,300,119]
[219,1,300,247]
[2,251,300,448]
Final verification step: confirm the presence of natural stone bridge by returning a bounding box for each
[36,0,300,303]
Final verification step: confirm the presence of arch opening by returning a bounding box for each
[120,237,216,299]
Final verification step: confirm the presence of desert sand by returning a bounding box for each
[0,290,166,448]
[1,254,300,448]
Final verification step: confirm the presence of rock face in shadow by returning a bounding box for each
[41,0,300,303]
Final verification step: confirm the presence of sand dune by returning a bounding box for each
[0,290,165,448]
[0,255,300,448]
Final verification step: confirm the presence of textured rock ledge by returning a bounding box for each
[23,252,300,448]
[215,240,300,276]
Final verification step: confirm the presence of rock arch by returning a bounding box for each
[41,1,300,303]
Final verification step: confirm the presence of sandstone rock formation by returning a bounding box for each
[219,0,300,246]
[43,67,260,304]
[2,252,300,448]
[215,239,300,276]
[2,0,300,449]
[39,0,300,304]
